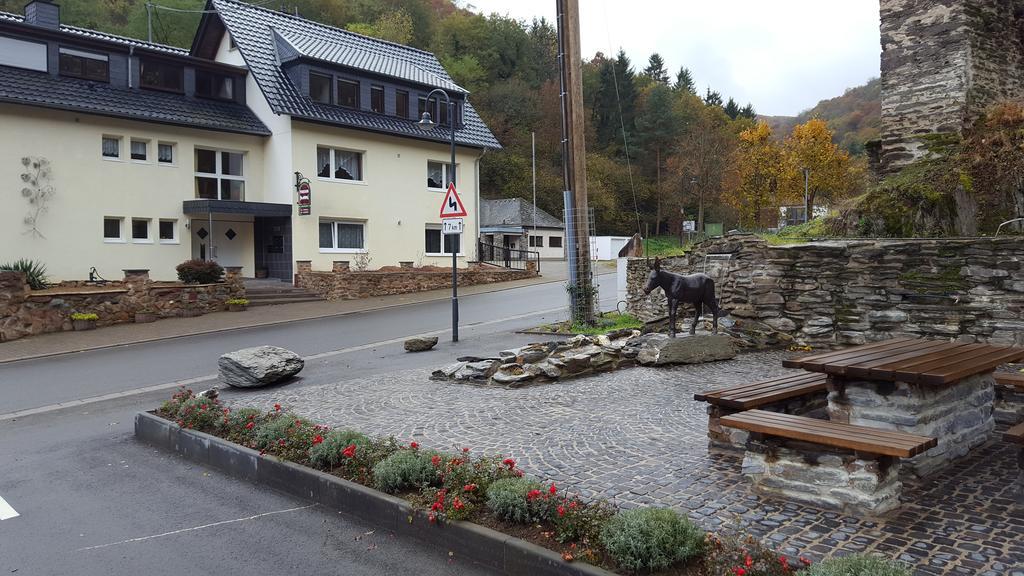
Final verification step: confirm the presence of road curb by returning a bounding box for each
[135,411,617,576]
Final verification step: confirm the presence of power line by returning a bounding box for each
[603,0,641,237]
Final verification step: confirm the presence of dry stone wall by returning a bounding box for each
[295,264,535,301]
[627,233,1024,348]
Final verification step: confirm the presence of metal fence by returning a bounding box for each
[477,240,541,273]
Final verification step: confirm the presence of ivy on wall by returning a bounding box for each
[20,156,54,239]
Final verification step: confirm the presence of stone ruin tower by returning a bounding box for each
[880,0,1024,174]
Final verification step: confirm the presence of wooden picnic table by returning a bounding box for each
[785,337,1024,477]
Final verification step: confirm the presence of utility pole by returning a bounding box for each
[802,167,810,224]
[556,0,594,324]
[532,131,537,240]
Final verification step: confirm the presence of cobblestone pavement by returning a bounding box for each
[221,351,1024,576]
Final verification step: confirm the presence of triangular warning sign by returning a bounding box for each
[439,182,468,218]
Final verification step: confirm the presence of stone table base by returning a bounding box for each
[995,383,1024,425]
[827,373,995,477]
[740,437,902,516]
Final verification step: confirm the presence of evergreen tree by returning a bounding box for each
[592,49,637,152]
[636,84,682,234]
[703,87,723,107]
[675,67,696,94]
[642,53,669,84]
[723,97,741,120]
[739,103,757,119]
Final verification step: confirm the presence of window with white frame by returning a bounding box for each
[103,217,123,242]
[549,235,563,248]
[424,226,460,255]
[159,219,178,243]
[0,36,47,72]
[130,139,148,161]
[102,135,121,159]
[316,147,363,181]
[195,148,244,200]
[426,161,456,190]
[319,220,365,251]
[158,142,175,164]
[131,218,151,242]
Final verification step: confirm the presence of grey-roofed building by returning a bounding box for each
[480,198,565,260]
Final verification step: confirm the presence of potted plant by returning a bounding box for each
[226,298,249,312]
[70,312,98,331]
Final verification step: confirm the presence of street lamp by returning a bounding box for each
[417,88,460,342]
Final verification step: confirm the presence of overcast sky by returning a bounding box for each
[462,0,881,117]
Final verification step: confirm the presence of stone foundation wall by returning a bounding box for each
[295,264,536,301]
[741,439,903,515]
[627,233,1024,348]
[0,268,244,342]
[995,384,1024,425]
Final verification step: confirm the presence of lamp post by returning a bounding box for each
[801,167,810,224]
[417,88,459,342]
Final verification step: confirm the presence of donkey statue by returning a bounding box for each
[642,257,721,337]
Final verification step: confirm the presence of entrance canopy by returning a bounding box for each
[182,200,292,217]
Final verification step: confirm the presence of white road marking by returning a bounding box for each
[0,495,19,520]
[76,504,315,551]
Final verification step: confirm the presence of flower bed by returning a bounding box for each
[155,389,910,576]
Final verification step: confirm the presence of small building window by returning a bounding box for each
[140,59,184,93]
[59,47,108,82]
[0,36,47,72]
[131,218,151,242]
[319,220,365,251]
[158,142,175,164]
[103,217,123,241]
[529,235,544,248]
[195,70,234,100]
[549,236,563,248]
[338,79,359,108]
[426,161,455,190]
[310,71,331,104]
[370,85,384,113]
[418,96,437,121]
[195,148,245,200]
[130,139,148,161]
[439,101,449,126]
[159,219,177,243]
[396,90,409,118]
[317,146,363,181]
[102,136,121,159]
[425,227,460,255]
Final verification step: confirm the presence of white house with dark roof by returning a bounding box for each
[0,0,499,282]
[480,198,565,261]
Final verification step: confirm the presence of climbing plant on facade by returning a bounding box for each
[19,156,55,239]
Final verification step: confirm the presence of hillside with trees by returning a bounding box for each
[761,78,881,156]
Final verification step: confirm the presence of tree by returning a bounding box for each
[739,103,757,119]
[636,84,682,234]
[675,67,696,94]
[674,103,736,234]
[642,53,670,85]
[703,87,723,108]
[782,119,855,216]
[728,122,793,228]
[345,8,413,44]
[592,49,636,153]
[723,97,740,120]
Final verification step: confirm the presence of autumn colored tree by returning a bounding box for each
[346,9,414,44]
[729,122,793,228]
[782,119,855,216]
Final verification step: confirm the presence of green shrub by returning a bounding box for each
[226,298,249,306]
[372,449,438,493]
[804,554,910,576]
[309,429,371,470]
[222,408,263,445]
[253,413,313,449]
[176,259,224,284]
[160,389,224,431]
[486,477,544,524]
[0,259,48,290]
[70,312,98,321]
[600,507,704,572]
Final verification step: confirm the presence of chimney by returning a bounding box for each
[24,1,60,29]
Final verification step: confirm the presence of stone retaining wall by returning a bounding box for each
[627,233,1024,348]
[295,262,536,301]
[0,268,244,342]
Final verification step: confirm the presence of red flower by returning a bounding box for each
[549,483,557,495]
[452,497,464,510]
[431,502,443,512]
[526,489,542,500]
[274,403,281,412]
[557,505,565,517]
[745,554,753,567]
[734,568,746,576]
[245,421,255,430]
[410,442,419,450]
[502,458,516,469]
[514,469,524,477]
[431,455,442,467]
[342,444,357,458]
[312,435,324,445]
[294,419,302,426]
[463,484,477,492]
[428,512,437,523]
[278,439,286,446]
[569,501,579,509]
[799,557,812,566]
[462,447,470,453]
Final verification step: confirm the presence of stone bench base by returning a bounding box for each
[707,392,828,451]
[1017,448,1024,507]
[740,437,902,516]
[995,384,1024,425]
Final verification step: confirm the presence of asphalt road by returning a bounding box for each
[0,274,617,575]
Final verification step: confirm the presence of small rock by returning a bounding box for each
[431,362,467,380]
[404,336,439,352]
[219,346,304,388]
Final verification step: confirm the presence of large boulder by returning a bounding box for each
[404,336,438,352]
[218,346,304,388]
[636,334,737,366]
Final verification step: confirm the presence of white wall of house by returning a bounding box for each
[525,228,566,260]
[290,122,479,271]
[590,236,631,261]
[0,104,265,281]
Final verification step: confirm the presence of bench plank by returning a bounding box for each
[719,410,936,458]
[1006,423,1024,445]
[695,373,827,410]
[781,338,914,369]
[812,340,950,375]
[995,372,1024,389]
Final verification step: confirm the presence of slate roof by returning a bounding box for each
[208,0,500,150]
[0,11,188,55]
[480,198,564,229]
[0,65,271,136]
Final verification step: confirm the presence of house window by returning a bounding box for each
[58,47,108,82]
[103,217,123,241]
[338,79,359,108]
[195,70,234,100]
[549,236,563,248]
[370,85,384,113]
[102,136,121,159]
[131,218,151,242]
[439,101,449,126]
[418,96,437,121]
[159,219,177,243]
[195,148,245,200]
[0,36,47,72]
[426,161,456,190]
[396,90,409,118]
[310,72,331,104]
[140,59,184,93]
[425,227,461,255]
[529,235,544,248]
[130,139,148,161]
[318,220,365,251]
[316,147,363,181]
[158,142,175,164]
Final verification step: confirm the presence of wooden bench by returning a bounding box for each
[719,410,936,515]
[994,373,1024,425]
[995,372,1024,388]
[1007,422,1024,445]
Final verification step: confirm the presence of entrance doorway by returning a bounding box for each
[190,219,251,272]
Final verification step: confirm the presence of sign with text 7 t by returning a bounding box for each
[439,182,468,218]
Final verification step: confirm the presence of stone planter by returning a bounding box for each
[72,319,96,331]
[180,308,204,318]
[228,303,247,312]
[134,312,157,323]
